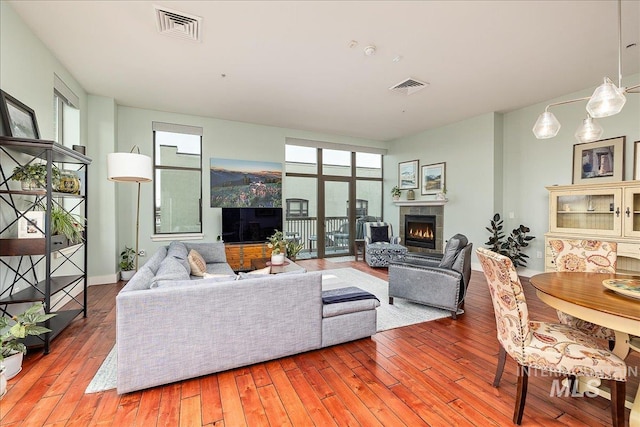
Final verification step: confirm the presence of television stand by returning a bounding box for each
[224,242,272,271]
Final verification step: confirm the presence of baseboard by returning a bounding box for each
[88,274,119,286]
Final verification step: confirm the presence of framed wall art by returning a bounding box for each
[572,136,624,184]
[421,162,446,195]
[0,90,40,139]
[398,160,419,189]
[18,210,45,238]
[210,157,282,207]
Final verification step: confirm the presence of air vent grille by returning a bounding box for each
[389,78,429,95]
[155,6,202,42]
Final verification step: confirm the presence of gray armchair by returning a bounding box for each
[388,234,472,319]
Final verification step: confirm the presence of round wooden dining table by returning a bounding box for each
[529,272,640,426]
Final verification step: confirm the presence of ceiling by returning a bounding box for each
[7,1,640,142]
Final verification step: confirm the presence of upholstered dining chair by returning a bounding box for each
[476,247,626,426]
[549,239,617,342]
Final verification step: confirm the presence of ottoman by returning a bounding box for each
[365,243,408,267]
[321,287,380,347]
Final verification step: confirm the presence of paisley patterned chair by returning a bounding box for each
[363,222,407,267]
[476,247,626,426]
[548,239,617,341]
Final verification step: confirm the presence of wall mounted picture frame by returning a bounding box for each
[634,141,640,180]
[398,160,419,189]
[572,136,625,184]
[421,162,446,195]
[0,90,40,139]
[18,210,45,238]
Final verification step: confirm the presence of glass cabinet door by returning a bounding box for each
[623,187,640,237]
[550,188,622,236]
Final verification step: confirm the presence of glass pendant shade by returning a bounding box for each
[532,111,561,139]
[574,116,603,143]
[586,77,626,118]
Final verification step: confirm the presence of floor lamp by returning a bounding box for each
[107,146,152,271]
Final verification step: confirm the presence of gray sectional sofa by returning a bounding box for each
[116,241,379,394]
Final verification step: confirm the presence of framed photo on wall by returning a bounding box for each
[421,162,446,195]
[0,90,40,139]
[18,210,45,238]
[572,136,625,184]
[398,160,419,189]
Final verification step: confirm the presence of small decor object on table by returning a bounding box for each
[391,186,401,201]
[267,230,286,265]
[119,246,136,281]
[0,90,40,139]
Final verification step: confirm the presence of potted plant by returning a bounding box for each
[391,186,401,201]
[50,205,85,245]
[285,239,304,261]
[11,163,60,190]
[267,230,286,265]
[485,213,535,268]
[0,303,55,396]
[119,246,136,281]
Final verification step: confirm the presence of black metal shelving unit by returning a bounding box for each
[0,136,91,354]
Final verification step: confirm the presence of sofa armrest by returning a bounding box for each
[388,263,463,308]
[390,253,440,268]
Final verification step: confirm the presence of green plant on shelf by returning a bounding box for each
[11,163,60,188]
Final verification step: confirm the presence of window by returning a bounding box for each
[347,199,368,217]
[53,74,80,147]
[286,198,309,217]
[153,122,202,234]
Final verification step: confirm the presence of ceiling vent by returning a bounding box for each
[154,6,202,42]
[389,78,429,95]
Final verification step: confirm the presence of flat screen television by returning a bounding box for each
[221,208,283,243]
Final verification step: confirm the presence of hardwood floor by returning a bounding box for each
[1,259,637,426]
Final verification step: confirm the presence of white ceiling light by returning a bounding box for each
[532,0,639,143]
[364,45,376,56]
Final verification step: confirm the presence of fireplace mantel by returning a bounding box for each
[393,199,448,207]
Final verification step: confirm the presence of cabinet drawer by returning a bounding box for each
[617,242,640,259]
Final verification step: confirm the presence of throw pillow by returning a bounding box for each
[438,234,469,269]
[203,273,236,280]
[370,225,389,243]
[188,249,207,276]
[249,266,271,275]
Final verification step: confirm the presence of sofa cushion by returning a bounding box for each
[205,262,236,276]
[168,241,190,274]
[155,275,235,288]
[185,242,227,263]
[370,226,389,243]
[187,249,207,276]
[144,246,167,275]
[438,234,468,269]
[120,266,155,292]
[151,255,191,288]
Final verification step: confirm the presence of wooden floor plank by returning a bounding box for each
[1,261,635,427]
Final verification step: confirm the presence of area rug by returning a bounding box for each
[85,267,453,394]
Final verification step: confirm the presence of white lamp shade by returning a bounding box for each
[532,111,561,139]
[107,152,153,182]
[574,116,604,143]
[586,77,626,118]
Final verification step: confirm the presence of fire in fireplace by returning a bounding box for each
[404,215,436,249]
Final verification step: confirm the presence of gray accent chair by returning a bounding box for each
[363,221,408,267]
[388,234,472,319]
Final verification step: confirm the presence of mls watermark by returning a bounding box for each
[514,366,638,398]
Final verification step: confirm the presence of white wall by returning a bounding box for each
[116,106,386,264]
[386,113,499,258]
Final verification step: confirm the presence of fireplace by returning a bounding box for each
[404,215,436,249]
